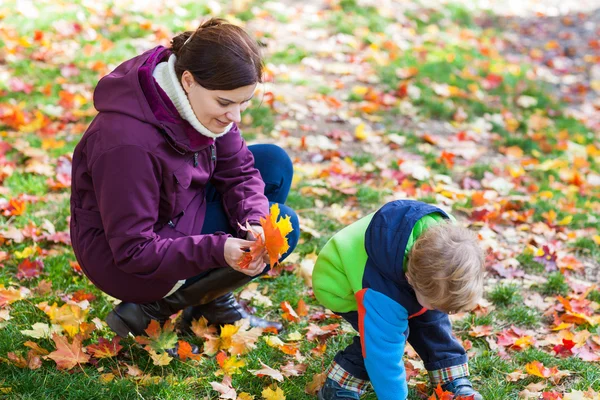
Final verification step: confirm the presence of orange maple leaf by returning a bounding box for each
[237,204,293,268]
[430,383,456,400]
[237,228,265,269]
[176,340,201,361]
[46,333,90,370]
[281,301,300,322]
[297,299,309,317]
[261,203,293,266]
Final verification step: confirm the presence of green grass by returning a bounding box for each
[268,44,309,64]
[536,272,570,297]
[571,237,600,265]
[499,305,541,328]
[488,283,522,307]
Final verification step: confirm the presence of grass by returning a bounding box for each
[488,283,522,307]
[499,305,541,328]
[536,272,570,297]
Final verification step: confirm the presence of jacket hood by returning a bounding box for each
[93,46,210,152]
[93,47,164,127]
[364,200,449,285]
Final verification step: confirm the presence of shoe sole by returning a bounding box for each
[106,310,133,338]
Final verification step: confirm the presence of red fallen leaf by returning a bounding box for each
[482,73,503,90]
[553,338,576,357]
[540,393,562,400]
[71,290,96,303]
[70,261,83,275]
[16,259,44,280]
[437,151,455,168]
[86,337,122,359]
[281,301,300,322]
[45,333,90,370]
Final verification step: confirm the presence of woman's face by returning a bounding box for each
[181,71,256,134]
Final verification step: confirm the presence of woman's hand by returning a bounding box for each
[224,237,266,276]
[246,225,269,264]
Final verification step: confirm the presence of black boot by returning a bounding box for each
[180,292,284,334]
[106,267,255,338]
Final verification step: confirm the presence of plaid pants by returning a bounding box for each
[328,311,469,395]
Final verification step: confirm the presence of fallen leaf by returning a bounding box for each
[262,384,286,400]
[86,336,122,359]
[45,333,90,370]
[249,359,285,382]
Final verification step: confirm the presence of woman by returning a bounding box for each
[70,18,299,337]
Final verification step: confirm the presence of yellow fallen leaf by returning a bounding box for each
[354,123,368,141]
[262,384,286,400]
[351,86,368,96]
[557,215,573,226]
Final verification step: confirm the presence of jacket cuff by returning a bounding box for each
[211,232,232,267]
[428,362,470,385]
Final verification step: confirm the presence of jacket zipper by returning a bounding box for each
[210,144,216,164]
[193,152,199,167]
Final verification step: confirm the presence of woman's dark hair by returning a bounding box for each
[170,18,263,90]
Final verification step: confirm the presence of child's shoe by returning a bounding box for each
[441,377,483,399]
[317,378,360,400]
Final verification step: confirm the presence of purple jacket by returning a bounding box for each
[70,46,269,302]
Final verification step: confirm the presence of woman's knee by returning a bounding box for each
[249,144,293,180]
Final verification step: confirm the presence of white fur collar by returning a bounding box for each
[153,54,232,139]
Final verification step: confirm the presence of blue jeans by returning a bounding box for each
[182,144,299,288]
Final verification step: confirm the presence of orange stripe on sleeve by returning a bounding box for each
[355,289,368,358]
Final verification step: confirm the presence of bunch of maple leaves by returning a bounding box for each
[237,204,294,269]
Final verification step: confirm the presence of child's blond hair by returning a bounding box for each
[405,221,484,314]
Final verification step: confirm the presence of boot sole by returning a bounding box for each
[106,310,134,338]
